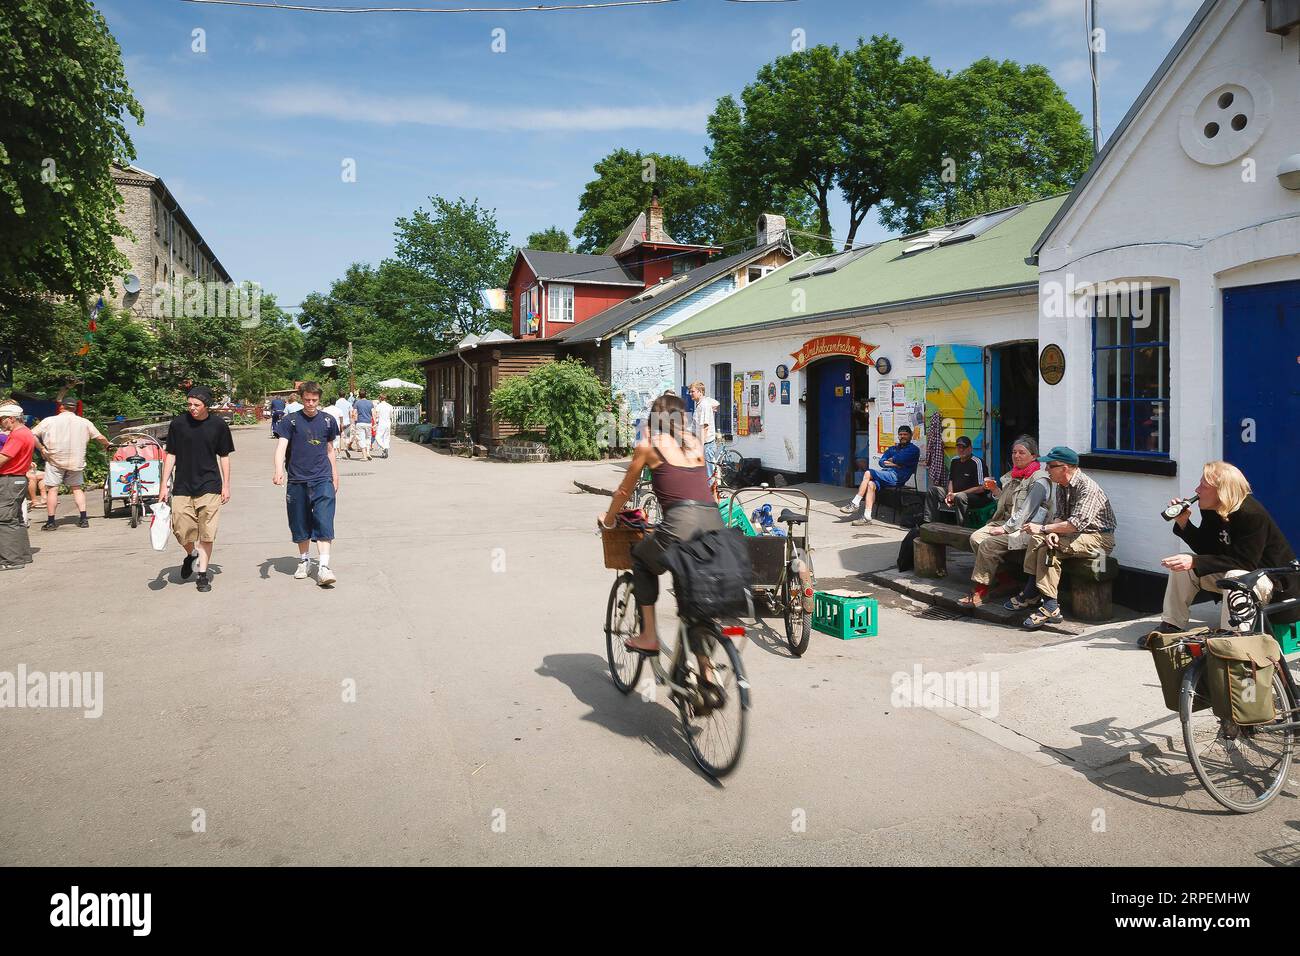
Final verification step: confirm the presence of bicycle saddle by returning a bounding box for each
[778,509,806,525]
[126,455,147,465]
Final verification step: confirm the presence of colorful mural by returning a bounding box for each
[925,344,985,461]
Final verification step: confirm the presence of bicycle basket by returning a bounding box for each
[601,525,645,571]
[1146,628,1212,713]
[1203,633,1283,726]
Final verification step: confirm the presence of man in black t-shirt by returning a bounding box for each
[160,386,235,593]
[924,435,989,526]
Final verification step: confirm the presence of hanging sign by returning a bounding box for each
[1039,344,1066,385]
[780,381,791,404]
[775,364,789,380]
[790,334,878,372]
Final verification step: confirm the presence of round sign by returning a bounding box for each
[875,356,892,375]
[1039,344,1066,385]
[775,364,789,380]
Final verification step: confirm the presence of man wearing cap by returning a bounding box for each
[1006,446,1117,629]
[924,435,988,526]
[0,402,36,569]
[839,425,921,526]
[31,399,110,530]
[160,386,235,594]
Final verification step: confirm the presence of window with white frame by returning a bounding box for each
[548,283,574,323]
[747,265,773,283]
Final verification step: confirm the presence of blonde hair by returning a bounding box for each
[688,381,706,393]
[1203,460,1251,519]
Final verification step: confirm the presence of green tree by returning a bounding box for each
[524,226,572,253]
[0,0,144,316]
[392,195,512,340]
[489,358,608,460]
[229,292,303,403]
[879,58,1092,232]
[573,149,721,253]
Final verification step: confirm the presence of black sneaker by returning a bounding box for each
[77,516,89,529]
[41,519,56,531]
[181,552,197,579]
[195,572,211,593]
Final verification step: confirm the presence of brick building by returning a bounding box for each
[108,164,232,319]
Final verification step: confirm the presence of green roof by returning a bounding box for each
[662,194,1066,341]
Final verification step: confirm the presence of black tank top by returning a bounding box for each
[650,447,713,509]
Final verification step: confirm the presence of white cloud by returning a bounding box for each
[1015,0,1203,45]
[250,84,711,133]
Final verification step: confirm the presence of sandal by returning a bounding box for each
[957,590,985,609]
[694,678,726,716]
[1022,606,1064,630]
[623,639,660,656]
[1004,593,1039,611]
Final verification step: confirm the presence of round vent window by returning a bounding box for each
[1179,68,1272,166]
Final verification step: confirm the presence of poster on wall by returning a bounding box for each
[780,381,790,404]
[906,338,926,371]
[746,371,764,434]
[734,373,746,437]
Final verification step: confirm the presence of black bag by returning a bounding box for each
[897,526,920,572]
[662,527,753,619]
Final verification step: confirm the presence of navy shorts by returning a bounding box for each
[869,468,904,489]
[286,479,335,542]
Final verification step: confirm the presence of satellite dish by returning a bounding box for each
[122,273,141,294]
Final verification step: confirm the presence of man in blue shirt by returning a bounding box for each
[273,381,341,587]
[350,390,375,461]
[839,425,921,526]
[269,394,286,438]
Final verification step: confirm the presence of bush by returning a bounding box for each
[489,358,608,460]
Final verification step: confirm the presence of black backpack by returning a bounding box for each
[661,527,754,620]
[897,526,921,572]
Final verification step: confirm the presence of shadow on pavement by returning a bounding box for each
[259,556,301,579]
[535,652,722,787]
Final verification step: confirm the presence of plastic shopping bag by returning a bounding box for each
[149,500,172,552]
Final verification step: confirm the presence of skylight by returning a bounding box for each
[786,245,872,280]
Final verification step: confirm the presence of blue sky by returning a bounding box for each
[99,0,1204,310]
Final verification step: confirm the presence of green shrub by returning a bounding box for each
[489,358,607,460]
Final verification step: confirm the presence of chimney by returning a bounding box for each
[757,212,786,246]
[646,192,668,243]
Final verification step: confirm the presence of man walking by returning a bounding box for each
[159,386,235,594]
[32,399,109,530]
[687,381,721,484]
[273,382,340,587]
[269,394,286,439]
[372,393,393,459]
[352,390,374,458]
[0,402,35,569]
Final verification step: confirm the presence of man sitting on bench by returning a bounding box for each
[839,425,920,527]
[924,435,988,526]
[1005,446,1117,630]
[1153,460,1295,638]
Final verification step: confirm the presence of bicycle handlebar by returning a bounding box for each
[1214,561,1300,594]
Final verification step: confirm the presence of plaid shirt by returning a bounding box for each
[1056,469,1117,534]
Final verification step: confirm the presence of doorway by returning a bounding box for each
[988,342,1039,476]
[806,358,868,486]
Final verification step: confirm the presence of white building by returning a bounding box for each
[1032,0,1300,593]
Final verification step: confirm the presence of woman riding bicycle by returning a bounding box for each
[599,394,728,692]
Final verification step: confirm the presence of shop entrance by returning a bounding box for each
[988,341,1039,475]
[807,358,869,486]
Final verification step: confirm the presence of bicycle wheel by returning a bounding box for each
[636,488,663,526]
[102,486,113,519]
[783,576,811,657]
[604,573,644,694]
[717,450,744,490]
[678,625,748,778]
[1180,658,1294,813]
[129,494,141,528]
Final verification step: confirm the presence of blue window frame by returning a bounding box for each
[1092,286,1170,456]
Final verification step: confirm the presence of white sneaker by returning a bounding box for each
[317,565,336,588]
[294,559,311,580]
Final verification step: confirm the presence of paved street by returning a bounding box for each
[1,431,1297,866]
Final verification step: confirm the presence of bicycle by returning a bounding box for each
[601,519,751,778]
[631,466,662,526]
[712,439,744,494]
[1174,561,1300,813]
[723,487,816,656]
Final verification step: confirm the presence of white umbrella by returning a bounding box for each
[376,378,424,389]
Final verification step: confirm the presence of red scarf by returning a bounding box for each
[1010,460,1041,480]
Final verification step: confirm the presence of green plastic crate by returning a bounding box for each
[718,499,758,537]
[1273,621,1299,655]
[812,591,878,640]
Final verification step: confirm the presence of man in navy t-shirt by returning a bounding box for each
[273,381,340,587]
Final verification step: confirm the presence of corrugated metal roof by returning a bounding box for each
[661,195,1066,341]
[552,241,789,344]
[518,249,642,286]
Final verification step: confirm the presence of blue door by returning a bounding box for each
[816,358,853,486]
[1223,280,1300,545]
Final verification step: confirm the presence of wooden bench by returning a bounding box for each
[913,522,1119,622]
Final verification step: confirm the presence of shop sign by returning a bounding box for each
[790,334,878,371]
[1039,344,1066,385]
[775,364,789,380]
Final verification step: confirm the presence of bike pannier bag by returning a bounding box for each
[1146,628,1212,713]
[662,527,754,619]
[1203,633,1282,726]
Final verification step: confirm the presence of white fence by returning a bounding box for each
[394,406,421,426]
